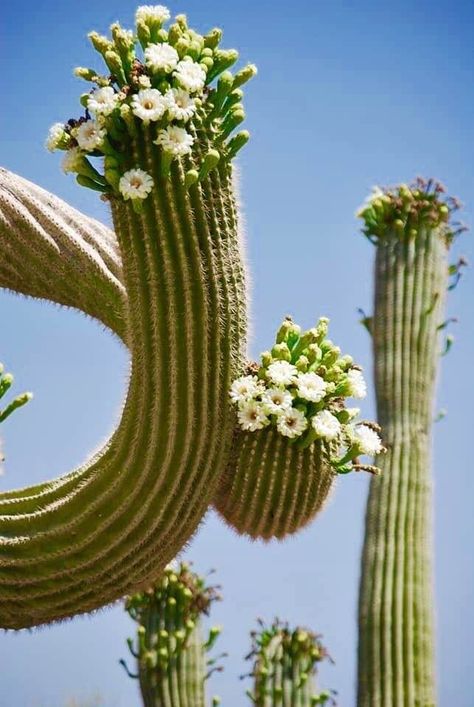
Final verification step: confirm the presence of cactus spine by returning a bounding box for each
[357,180,465,706]
[245,619,335,706]
[122,562,222,707]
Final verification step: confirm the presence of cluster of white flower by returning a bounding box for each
[47,4,255,203]
[229,318,384,471]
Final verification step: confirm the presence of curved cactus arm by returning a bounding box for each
[215,317,384,540]
[0,6,252,629]
[357,179,465,706]
[0,168,127,342]
[123,562,223,707]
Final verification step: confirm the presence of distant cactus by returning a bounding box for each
[0,363,32,475]
[357,179,466,706]
[122,562,223,707]
[244,619,336,706]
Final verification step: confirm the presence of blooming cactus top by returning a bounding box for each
[46,5,256,209]
[229,317,384,475]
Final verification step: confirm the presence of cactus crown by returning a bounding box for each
[229,317,384,474]
[124,562,223,675]
[245,619,336,705]
[125,560,222,633]
[46,5,256,205]
[357,177,466,246]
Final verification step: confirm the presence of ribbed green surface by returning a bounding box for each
[216,429,335,540]
[0,168,126,342]
[357,225,447,706]
[248,622,331,706]
[0,130,246,628]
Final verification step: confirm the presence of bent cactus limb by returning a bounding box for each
[357,179,465,706]
[0,6,252,628]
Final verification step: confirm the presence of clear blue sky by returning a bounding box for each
[1,1,473,705]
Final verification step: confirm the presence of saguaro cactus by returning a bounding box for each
[0,5,382,628]
[244,619,335,706]
[122,562,222,707]
[0,5,253,629]
[357,179,465,706]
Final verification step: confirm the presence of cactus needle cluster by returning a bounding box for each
[122,562,223,707]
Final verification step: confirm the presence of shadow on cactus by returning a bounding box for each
[243,618,336,706]
[122,562,223,707]
[215,317,384,540]
[0,363,32,476]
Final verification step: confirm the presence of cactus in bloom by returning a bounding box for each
[0,5,254,629]
[121,562,223,707]
[244,619,336,706]
[0,363,32,476]
[0,6,381,628]
[357,179,466,706]
[216,317,384,539]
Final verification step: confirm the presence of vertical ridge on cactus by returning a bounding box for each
[357,179,466,706]
[244,619,335,706]
[0,168,127,342]
[122,562,222,707]
[0,6,251,629]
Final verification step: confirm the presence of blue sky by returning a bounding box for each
[1,1,473,705]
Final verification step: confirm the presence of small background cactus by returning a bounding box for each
[122,562,223,707]
[243,618,336,706]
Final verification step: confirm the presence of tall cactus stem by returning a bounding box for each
[357,179,465,706]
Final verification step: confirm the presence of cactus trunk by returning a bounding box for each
[0,151,246,629]
[357,180,462,707]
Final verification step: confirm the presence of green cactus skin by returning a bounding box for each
[357,180,465,707]
[0,9,251,629]
[0,168,126,342]
[245,619,335,706]
[122,562,222,707]
[216,430,335,540]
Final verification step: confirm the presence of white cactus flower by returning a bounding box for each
[276,408,308,439]
[75,120,105,151]
[131,88,168,124]
[154,126,194,156]
[266,361,297,386]
[311,410,341,440]
[238,400,269,432]
[119,169,154,201]
[347,369,367,399]
[174,59,206,93]
[145,42,179,74]
[296,372,327,403]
